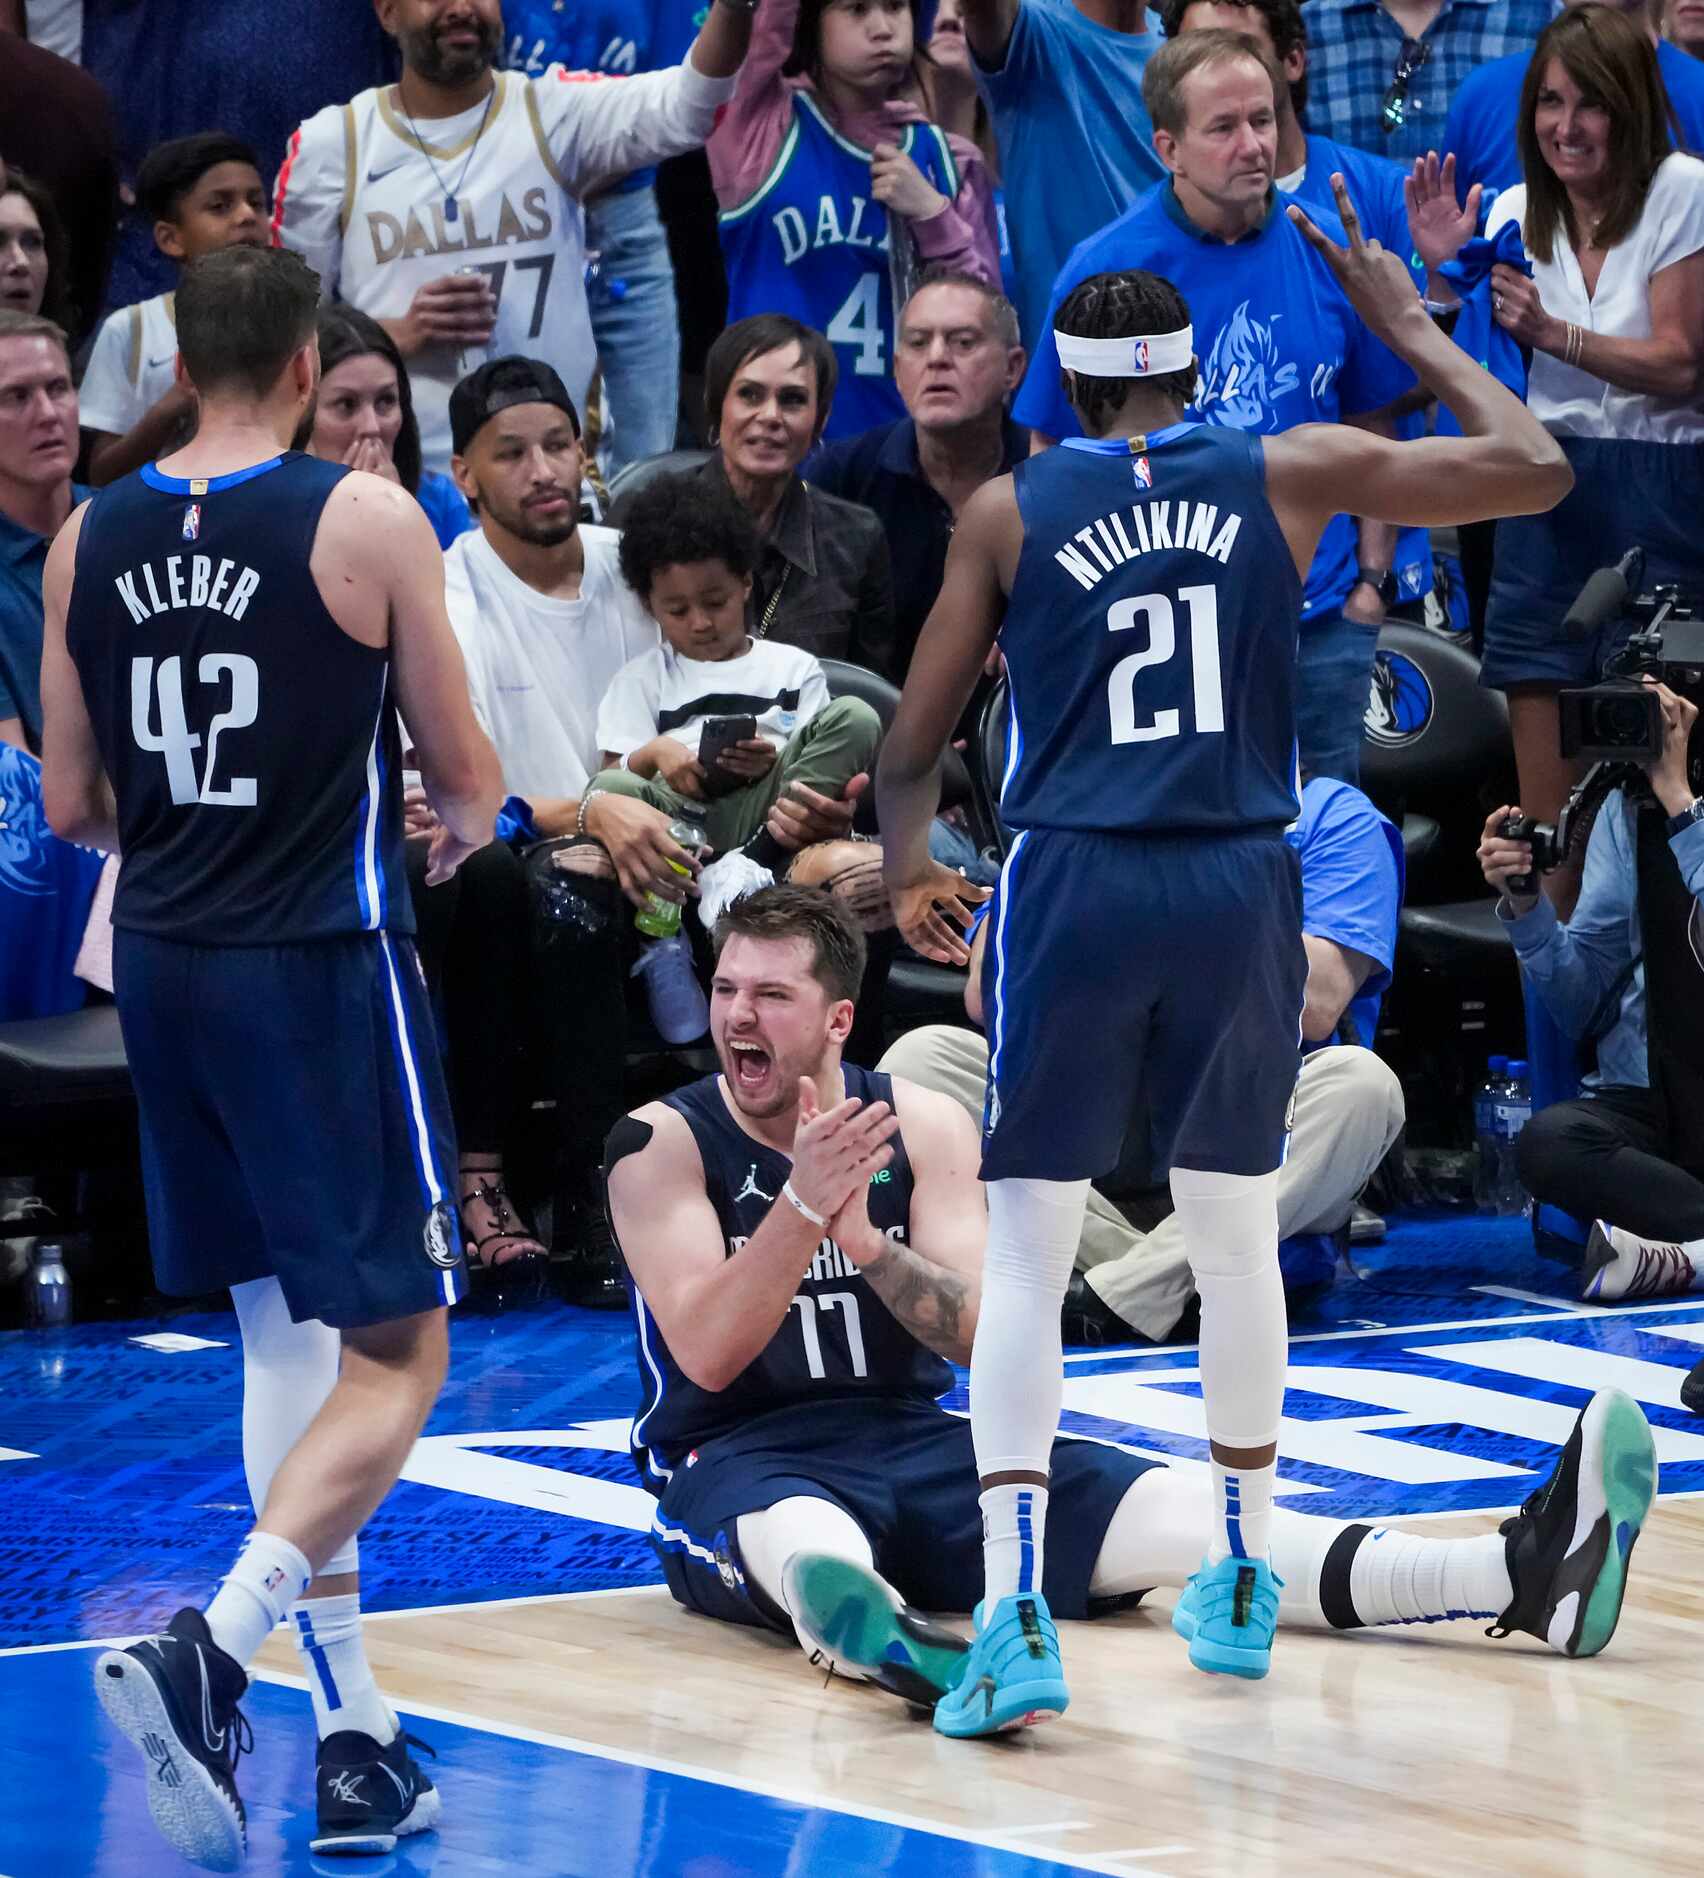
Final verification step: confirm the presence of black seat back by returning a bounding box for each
[604,447,715,523]
[820,658,971,815]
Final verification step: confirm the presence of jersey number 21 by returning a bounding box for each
[1107,586,1225,743]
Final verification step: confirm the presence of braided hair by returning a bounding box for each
[1055,270,1197,435]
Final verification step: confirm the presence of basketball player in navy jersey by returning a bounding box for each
[875,180,1574,1730]
[39,245,503,1869]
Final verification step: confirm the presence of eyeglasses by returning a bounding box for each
[1380,37,1431,134]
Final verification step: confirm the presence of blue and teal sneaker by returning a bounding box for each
[1487,1386,1656,1658]
[1173,1556,1281,1679]
[932,1592,1069,1739]
[781,1553,971,1708]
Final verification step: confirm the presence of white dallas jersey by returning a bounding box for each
[442,524,659,802]
[274,62,732,470]
[79,292,178,438]
[595,637,828,761]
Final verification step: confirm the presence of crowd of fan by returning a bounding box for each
[2,0,1702,1332]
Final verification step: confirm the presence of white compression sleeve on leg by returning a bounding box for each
[975,1176,1091,1601]
[736,1496,879,1666]
[1171,1166,1285,1564]
[229,1278,358,1579]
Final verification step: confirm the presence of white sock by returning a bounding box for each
[980,1481,1050,1603]
[972,1177,1089,1603]
[291,1592,396,1742]
[204,1530,312,1668]
[1173,1167,1285,1565]
[1342,1527,1511,1626]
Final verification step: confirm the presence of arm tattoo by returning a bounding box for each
[862,1241,970,1359]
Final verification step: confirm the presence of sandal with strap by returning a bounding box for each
[458,1171,547,1270]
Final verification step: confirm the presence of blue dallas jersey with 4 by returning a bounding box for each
[64,454,412,945]
[719,94,962,439]
[1015,186,1415,621]
[621,1066,953,1491]
[998,423,1302,837]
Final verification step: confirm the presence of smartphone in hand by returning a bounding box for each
[697,715,760,797]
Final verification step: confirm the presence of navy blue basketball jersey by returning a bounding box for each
[65,454,413,945]
[624,1065,953,1491]
[999,424,1302,837]
[718,95,961,440]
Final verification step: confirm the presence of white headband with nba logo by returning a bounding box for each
[1054,325,1194,377]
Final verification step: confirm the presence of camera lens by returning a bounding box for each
[1589,696,1651,744]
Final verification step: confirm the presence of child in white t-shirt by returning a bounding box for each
[594,471,882,956]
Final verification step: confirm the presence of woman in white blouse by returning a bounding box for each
[1423,6,1704,895]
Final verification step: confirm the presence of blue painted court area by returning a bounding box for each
[1,1648,1090,1878]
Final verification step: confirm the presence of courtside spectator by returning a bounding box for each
[0,170,74,330]
[710,0,998,441]
[596,471,883,935]
[0,26,120,343]
[79,134,269,488]
[1017,34,1416,782]
[275,0,755,474]
[805,270,1027,680]
[1667,0,1704,57]
[0,311,84,754]
[1420,7,1704,901]
[307,306,474,549]
[960,0,1165,350]
[1162,0,1435,618]
[623,316,900,677]
[503,0,703,474]
[1300,0,1553,161]
[1444,0,1704,216]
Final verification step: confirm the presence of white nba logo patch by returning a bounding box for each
[182,503,201,541]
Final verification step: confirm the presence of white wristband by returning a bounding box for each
[782,1179,826,1228]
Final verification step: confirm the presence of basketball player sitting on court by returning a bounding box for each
[593,471,884,945]
[606,885,1657,1721]
[41,245,504,1871]
[80,133,270,488]
[874,182,1577,1730]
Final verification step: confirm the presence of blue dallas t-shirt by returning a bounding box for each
[975,0,1166,349]
[1014,184,1416,621]
[1287,775,1405,1050]
[1444,40,1704,219]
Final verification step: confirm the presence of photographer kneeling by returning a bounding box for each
[1480,676,1704,1302]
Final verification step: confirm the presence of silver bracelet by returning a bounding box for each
[575,787,607,839]
[781,1179,826,1228]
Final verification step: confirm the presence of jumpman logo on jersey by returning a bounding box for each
[735,1166,775,1206]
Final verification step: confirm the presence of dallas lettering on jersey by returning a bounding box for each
[727,1225,905,1283]
[366,188,553,266]
[1054,499,1245,594]
[772,195,891,268]
[114,554,261,625]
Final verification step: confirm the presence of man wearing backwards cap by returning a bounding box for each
[439,356,858,1293]
[876,182,1572,1730]
[1016,30,1418,784]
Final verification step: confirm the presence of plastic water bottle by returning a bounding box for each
[26,1241,72,1328]
[1493,1059,1533,1216]
[1473,1054,1511,1211]
[634,818,709,940]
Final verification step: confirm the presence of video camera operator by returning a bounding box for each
[1478,666,1704,1307]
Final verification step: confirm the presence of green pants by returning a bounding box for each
[591,697,882,851]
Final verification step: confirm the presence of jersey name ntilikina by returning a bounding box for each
[65,453,411,945]
[999,422,1302,837]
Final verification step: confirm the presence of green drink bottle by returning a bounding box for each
[634,817,708,939]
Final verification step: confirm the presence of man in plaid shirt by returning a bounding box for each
[1299,0,1557,160]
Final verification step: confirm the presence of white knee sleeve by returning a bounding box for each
[972,1177,1089,1477]
[1171,1167,1285,1452]
[230,1278,359,1579]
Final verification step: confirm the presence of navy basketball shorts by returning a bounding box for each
[980,828,1306,1183]
[651,1396,1157,1632]
[112,928,466,1328]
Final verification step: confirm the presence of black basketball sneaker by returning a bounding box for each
[311,1727,442,1855]
[94,1607,252,1873]
[1487,1387,1657,1658]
